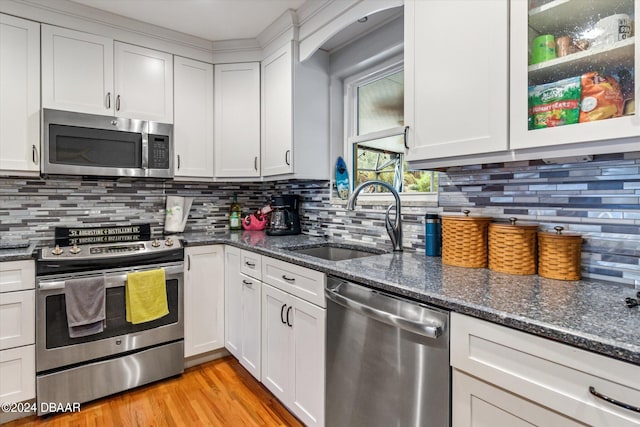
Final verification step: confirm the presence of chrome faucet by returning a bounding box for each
[346,180,403,252]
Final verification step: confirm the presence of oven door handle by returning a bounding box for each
[38,265,183,291]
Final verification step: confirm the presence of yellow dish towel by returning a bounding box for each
[126,269,169,324]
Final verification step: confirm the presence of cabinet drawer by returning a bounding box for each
[0,260,35,293]
[0,344,35,403]
[451,313,640,426]
[240,250,262,280]
[262,256,325,308]
[0,290,35,350]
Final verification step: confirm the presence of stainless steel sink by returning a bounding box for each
[286,243,385,261]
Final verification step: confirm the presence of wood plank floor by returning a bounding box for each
[4,356,303,427]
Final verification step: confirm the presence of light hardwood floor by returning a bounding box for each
[4,357,302,427]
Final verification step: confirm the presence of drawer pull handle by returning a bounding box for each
[282,275,296,282]
[242,279,252,286]
[589,386,640,413]
[280,304,287,325]
[245,261,256,267]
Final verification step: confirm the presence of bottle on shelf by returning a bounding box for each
[229,193,242,230]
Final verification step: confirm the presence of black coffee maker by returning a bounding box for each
[266,195,301,236]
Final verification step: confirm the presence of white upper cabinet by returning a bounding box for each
[114,42,173,123]
[262,44,294,176]
[41,25,113,116]
[214,62,261,178]
[404,0,509,162]
[42,25,173,123]
[174,56,214,179]
[510,0,639,150]
[261,41,330,179]
[0,14,40,175]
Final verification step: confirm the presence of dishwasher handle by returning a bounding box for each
[326,285,442,339]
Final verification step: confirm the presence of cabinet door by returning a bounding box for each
[184,245,224,358]
[0,290,35,351]
[224,246,242,359]
[0,345,35,403]
[0,14,40,174]
[41,25,113,115]
[214,63,261,178]
[261,44,294,176]
[510,0,638,149]
[174,56,214,179]
[290,295,325,427]
[240,273,261,379]
[114,42,173,123]
[404,0,508,161]
[0,260,35,293]
[261,283,292,403]
[453,370,584,427]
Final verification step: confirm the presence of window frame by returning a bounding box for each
[343,55,437,203]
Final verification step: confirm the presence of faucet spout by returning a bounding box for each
[346,180,403,251]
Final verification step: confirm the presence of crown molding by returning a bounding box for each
[1,0,216,62]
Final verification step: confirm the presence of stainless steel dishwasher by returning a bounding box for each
[325,276,450,427]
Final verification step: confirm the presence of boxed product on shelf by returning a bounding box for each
[528,76,581,129]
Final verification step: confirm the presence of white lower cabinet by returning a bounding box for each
[224,246,261,379]
[451,313,640,427]
[0,260,35,407]
[262,282,325,427]
[453,370,584,427]
[184,245,224,358]
[224,247,325,426]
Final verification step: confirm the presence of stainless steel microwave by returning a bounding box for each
[42,109,173,179]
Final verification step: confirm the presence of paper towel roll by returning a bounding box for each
[164,196,193,233]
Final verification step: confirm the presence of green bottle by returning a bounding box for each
[229,193,242,230]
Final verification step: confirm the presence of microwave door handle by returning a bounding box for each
[141,124,149,171]
[141,128,149,169]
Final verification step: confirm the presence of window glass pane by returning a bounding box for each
[357,70,404,135]
[351,67,438,194]
[354,143,438,193]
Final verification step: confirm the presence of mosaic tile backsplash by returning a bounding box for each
[1,150,638,286]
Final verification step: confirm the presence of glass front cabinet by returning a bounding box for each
[510,0,638,150]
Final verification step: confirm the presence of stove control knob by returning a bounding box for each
[70,244,81,254]
[51,245,63,255]
[151,239,161,248]
[164,238,174,247]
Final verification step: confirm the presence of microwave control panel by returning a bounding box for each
[148,134,171,169]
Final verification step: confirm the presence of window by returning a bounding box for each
[345,59,437,198]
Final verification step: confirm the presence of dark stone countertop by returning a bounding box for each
[4,231,637,366]
[181,230,640,366]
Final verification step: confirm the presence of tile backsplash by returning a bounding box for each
[1,150,638,286]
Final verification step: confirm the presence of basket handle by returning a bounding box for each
[554,226,564,234]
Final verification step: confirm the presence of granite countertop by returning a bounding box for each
[4,231,638,366]
[181,230,640,366]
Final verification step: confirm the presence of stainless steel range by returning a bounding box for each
[35,225,184,415]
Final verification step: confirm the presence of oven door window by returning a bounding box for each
[49,124,142,168]
[45,279,179,349]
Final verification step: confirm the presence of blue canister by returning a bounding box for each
[425,213,441,256]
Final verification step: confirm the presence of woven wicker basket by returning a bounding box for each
[442,210,492,268]
[488,218,538,275]
[538,226,582,280]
